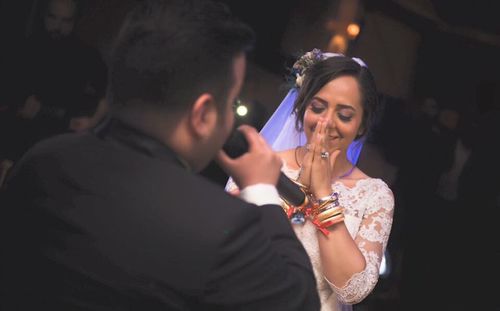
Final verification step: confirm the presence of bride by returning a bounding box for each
[226,49,394,311]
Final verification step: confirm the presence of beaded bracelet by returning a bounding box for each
[281,182,345,235]
[279,180,311,224]
[316,192,339,205]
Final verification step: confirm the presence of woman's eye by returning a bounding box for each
[338,113,353,122]
[309,102,325,113]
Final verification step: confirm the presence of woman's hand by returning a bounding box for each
[305,119,340,198]
[297,143,312,189]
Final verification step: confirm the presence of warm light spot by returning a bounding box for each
[347,23,360,39]
[328,34,347,53]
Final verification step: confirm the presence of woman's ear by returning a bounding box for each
[355,127,365,140]
[189,93,218,139]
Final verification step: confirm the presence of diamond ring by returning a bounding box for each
[320,151,329,158]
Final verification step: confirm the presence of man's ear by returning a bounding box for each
[189,93,218,139]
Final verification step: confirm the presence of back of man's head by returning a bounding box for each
[108,0,254,117]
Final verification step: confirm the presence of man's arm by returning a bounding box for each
[202,203,320,310]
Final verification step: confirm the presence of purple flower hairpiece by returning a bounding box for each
[292,48,367,88]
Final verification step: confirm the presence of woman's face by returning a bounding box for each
[302,75,364,154]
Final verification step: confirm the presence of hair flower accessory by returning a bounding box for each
[292,48,367,88]
[292,48,323,88]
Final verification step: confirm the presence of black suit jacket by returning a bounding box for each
[0,120,320,310]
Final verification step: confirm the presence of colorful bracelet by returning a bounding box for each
[310,192,344,236]
[281,183,345,234]
[316,192,339,205]
[280,187,311,225]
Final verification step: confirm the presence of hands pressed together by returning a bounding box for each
[297,118,340,200]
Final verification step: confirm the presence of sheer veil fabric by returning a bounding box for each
[259,88,364,165]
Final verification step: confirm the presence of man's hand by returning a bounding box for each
[216,125,282,189]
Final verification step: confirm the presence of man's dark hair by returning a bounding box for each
[108,0,255,114]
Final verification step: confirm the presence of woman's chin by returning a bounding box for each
[326,140,341,151]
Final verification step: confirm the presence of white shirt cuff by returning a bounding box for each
[239,184,282,206]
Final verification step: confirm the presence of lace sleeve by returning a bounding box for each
[327,180,395,304]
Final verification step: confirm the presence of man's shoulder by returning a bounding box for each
[4,133,96,182]
[24,132,98,159]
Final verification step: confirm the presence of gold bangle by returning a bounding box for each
[317,198,335,209]
[317,207,343,221]
[318,213,343,223]
[316,204,342,215]
[318,201,341,213]
[319,215,345,227]
[313,205,341,220]
[319,208,344,221]
[317,209,343,222]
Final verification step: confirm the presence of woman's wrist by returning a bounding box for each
[313,188,334,199]
[312,190,338,203]
[308,191,344,236]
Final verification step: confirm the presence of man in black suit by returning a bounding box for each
[0,0,320,310]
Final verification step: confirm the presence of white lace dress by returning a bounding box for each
[226,162,394,311]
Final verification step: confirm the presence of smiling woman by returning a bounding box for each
[301,76,363,159]
[226,49,394,311]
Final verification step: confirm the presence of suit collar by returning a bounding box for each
[93,117,191,171]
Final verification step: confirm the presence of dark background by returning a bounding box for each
[1,1,499,310]
[2,0,499,114]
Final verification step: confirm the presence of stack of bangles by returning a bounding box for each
[281,180,345,236]
[310,193,345,236]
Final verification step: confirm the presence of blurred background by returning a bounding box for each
[1,0,499,310]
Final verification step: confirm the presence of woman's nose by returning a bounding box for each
[325,117,334,128]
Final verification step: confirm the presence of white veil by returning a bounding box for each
[224,51,367,192]
[259,88,305,151]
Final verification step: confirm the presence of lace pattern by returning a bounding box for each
[224,163,394,311]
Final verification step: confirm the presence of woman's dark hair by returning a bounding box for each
[108,0,255,114]
[293,56,379,140]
